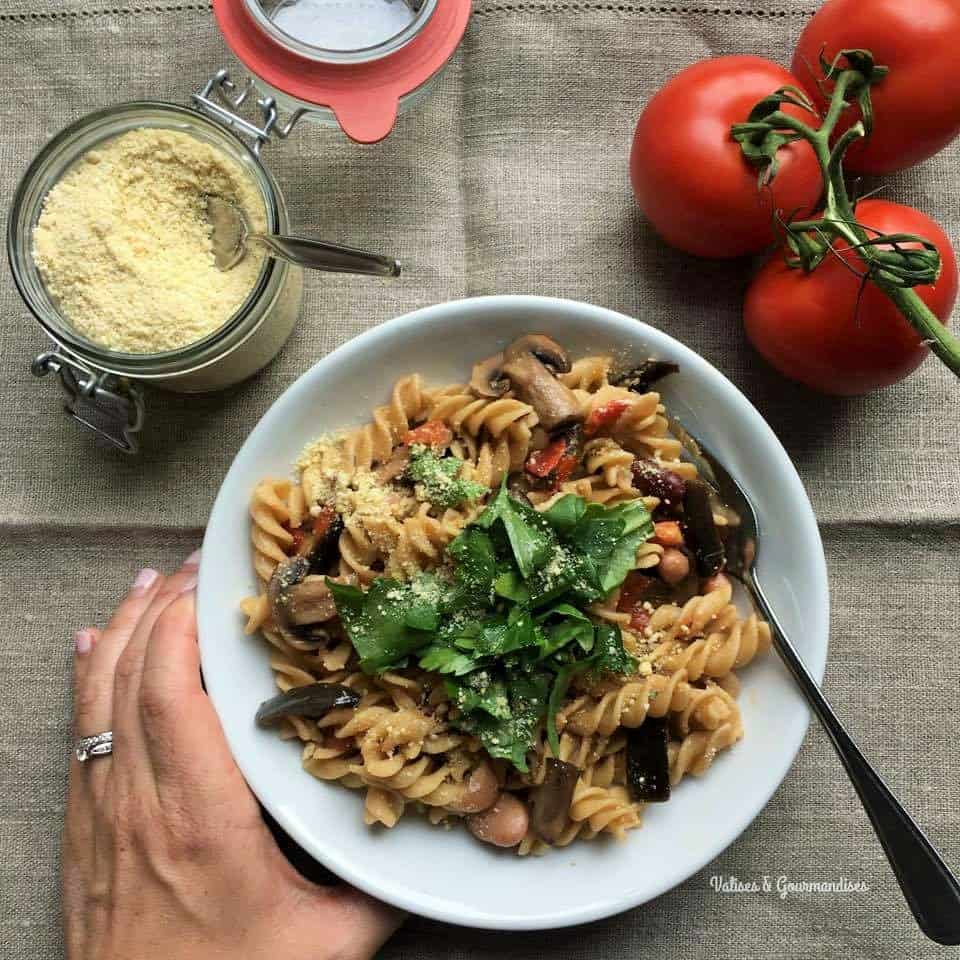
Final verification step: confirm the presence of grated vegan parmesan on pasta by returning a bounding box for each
[32,128,267,354]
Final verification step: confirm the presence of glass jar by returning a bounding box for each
[8,101,304,452]
[203,0,471,144]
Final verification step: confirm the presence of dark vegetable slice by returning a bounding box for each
[626,717,671,802]
[614,359,680,394]
[255,683,360,727]
[531,758,579,842]
[312,513,344,572]
[684,478,725,576]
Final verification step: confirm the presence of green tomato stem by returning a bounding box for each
[752,69,960,379]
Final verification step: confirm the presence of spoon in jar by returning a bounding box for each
[669,417,960,946]
[203,195,401,278]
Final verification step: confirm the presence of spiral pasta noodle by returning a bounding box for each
[428,391,538,440]
[249,479,301,583]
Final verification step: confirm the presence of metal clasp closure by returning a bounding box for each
[32,352,145,454]
[191,69,306,156]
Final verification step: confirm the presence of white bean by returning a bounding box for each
[467,793,529,848]
[659,547,690,585]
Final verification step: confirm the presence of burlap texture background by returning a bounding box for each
[1,2,958,957]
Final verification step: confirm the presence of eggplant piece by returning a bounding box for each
[626,717,671,802]
[615,359,680,395]
[530,758,579,843]
[309,513,344,575]
[256,683,360,727]
[684,478,726,576]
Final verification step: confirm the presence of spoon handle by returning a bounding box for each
[250,233,401,278]
[750,575,960,945]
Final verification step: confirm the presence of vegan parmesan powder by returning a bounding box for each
[32,128,268,354]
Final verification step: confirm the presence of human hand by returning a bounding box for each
[64,551,402,960]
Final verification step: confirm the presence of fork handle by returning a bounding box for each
[750,576,960,945]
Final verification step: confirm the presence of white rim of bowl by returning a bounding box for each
[198,294,830,930]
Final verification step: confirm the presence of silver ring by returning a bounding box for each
[75,731,113,762]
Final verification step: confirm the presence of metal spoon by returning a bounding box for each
[671,419,960,945]
[204,195,401,278]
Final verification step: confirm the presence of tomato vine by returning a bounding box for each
[732,49,960,380]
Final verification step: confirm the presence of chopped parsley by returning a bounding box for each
[328,482,654,770]
[408,444,487,510]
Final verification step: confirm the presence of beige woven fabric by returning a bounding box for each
[1,2,958,958]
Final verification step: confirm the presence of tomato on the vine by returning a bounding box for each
[630,56,822,258]
[744,200,958,395]
[793,0,960,174]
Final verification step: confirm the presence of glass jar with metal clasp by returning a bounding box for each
[202,0,471,145]
[7,0,471,453]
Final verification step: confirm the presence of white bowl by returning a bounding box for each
[198,295,829,930]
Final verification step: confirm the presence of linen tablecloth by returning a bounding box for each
[2,2,958,957]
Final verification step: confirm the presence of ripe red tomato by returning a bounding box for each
[793,0,960,174]
[630,56,822,258]
[744,200,958,394]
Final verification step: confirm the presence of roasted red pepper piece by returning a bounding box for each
[584,399,630,436]
[402,420,453,448]
[525,437,568,478]
[289,526,306,553]
[553,454,578,486]
[312,506,337,538]
[617,572,658,632]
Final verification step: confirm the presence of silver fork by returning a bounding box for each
[673,421,960,945]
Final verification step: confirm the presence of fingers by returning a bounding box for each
[110,551,201,774]
[75,570,163,738]
[138,592,258,814]
[64,626,101,960]
[66,627,103,851]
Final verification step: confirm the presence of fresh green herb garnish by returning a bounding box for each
[408,444,488,510]
[328,483,653,771]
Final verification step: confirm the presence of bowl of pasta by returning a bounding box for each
[197,294,829,930]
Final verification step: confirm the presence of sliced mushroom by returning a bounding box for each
[500,334,581,431]
[470,352,510,398]
[530,758,578,843]
[255,682,360,727]
[268,557,338,642]
[286,575,339,626]
[376,446,412,483]
[504,334,572,375]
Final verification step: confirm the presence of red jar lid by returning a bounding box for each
[213,0,471,144]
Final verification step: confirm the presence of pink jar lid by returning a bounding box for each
[213,0,471,144]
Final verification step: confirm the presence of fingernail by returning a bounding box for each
[183,548,202,569]
[132,568,160,596]
[178,573,198,594]
[74,629,94,655]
